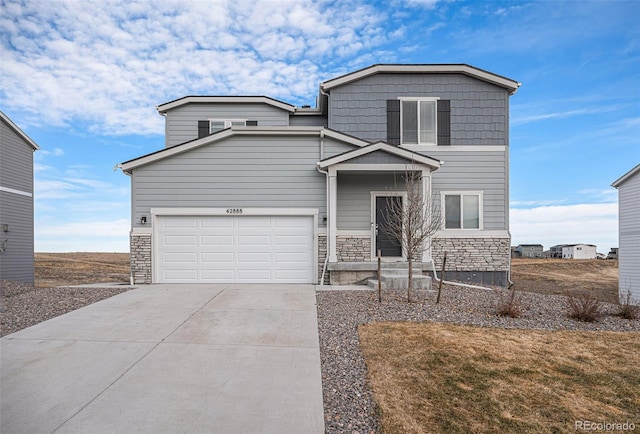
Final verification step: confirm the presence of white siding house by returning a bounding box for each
[612,164,640,304]
[561,244,597,259]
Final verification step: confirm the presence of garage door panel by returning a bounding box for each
[201,252,234,263]
[163,235,198,246]
[164,252,198,263]
[157,215,314,283]
[163,216,197,228]
[201,235,234,246]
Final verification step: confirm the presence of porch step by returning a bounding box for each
[367,270,432,291]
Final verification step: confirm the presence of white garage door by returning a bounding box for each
[156,215,314,283]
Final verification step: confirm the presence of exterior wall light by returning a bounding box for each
[2,224,8,232]
[140,216,147,224]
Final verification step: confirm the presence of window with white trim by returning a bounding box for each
[210,119,246,133]
[400,98,438,145]
[442,192,482,229]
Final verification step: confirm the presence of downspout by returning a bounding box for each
[317,130,330,285]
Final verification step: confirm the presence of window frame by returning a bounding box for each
[399,97,439,145]
[440,191,483,230]
[209,119,247,134]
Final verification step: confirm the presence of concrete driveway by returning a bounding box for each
[1,284,324,434]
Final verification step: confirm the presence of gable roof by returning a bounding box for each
[0,111,40,150]
[612,163,640,188]
[156,96,296,113]
[120,127,368,173]
[318,141,441,170]
[321,64,521,94]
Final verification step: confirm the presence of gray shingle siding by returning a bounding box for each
[328,73,508,146]
[164,103,290,148]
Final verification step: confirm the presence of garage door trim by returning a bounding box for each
[150,208,319,283]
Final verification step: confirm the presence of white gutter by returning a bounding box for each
[317,131,330,284]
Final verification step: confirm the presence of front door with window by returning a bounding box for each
[375,196,403,257]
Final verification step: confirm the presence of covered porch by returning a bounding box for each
[317,142,441,285]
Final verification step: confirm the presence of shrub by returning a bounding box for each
[567,291,603,322]
[617,289,639,320]
[497,285,524,318]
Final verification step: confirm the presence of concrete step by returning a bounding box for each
[367,273,432,291]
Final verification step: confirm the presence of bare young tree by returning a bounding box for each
[380,166,443,302]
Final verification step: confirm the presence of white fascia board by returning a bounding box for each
[151,208,319,217]
[318,142,441,169]
[434,230,510,238]
[0,186,33,197]
[321,64,521,94]
[612,163,640,188]
[0,111,40,150]
[156,96,296,113]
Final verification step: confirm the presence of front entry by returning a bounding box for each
[375,196,403,257]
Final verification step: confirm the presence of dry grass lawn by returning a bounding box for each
[35,252,130,287]
[511,258,618,303]
[359,322,640,434]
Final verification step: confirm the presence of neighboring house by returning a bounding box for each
[560,244,597,260]
[0,111,39,284]
[548,244,566,258]
[121,64,520,286]
[607,247,619,260]
[612,164,640,303]
[513,244,543,258]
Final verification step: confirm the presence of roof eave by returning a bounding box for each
[156,96,296,114]
[0,111,40,150]
[321,64,521,94]
[612,163,640,188]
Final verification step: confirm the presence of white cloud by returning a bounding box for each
[510,203,618,252]
[0,0,390,136]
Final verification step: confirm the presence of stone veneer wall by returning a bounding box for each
[318,235,328,284]
[336,235,371,262]
[131,233,152,284]
[432,237,510,271]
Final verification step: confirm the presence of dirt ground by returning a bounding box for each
[510,257,619,303]
[35,252,130,287]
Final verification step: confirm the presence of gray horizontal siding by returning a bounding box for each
[165,103,290,147]
[345,150,412,165]
[1,118,34,193]
[427,149,508,230]
[289,114,327,127]
[0,192,35,283]
[337,173,406,230]
[322,137,358,159]
[618,172,640,300]
[132,136,327,226]
[334,150,507,231]
[328,73,508,146]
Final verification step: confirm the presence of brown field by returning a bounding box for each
[359,322,639,434]
[510,258,618,303]
[35,252,130,287]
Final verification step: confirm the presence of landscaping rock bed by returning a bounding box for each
[316,286,639,434]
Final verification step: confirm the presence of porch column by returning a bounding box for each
[328,168,338,262]
[422,169,432,262]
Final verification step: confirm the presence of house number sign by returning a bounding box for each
[226,208,243,214]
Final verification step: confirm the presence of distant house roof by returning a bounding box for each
[612,163,640,188]
[321,64,521,94]
[0,111,40,150]
[516,244,543,248]
[156,96,296,114]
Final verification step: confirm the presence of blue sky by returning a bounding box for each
[1,0,638,253]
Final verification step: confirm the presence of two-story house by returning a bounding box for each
[121,64,520,286]
[513,244,544,258]
[0,111,40,284]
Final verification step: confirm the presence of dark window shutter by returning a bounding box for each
[437,100,451,146]
[246,120,258,126]
[198,120,210,138]
[387,99,400,145]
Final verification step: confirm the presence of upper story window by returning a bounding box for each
[210,119,246,133]
[400,98,438,145]
[442,192,482,229]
